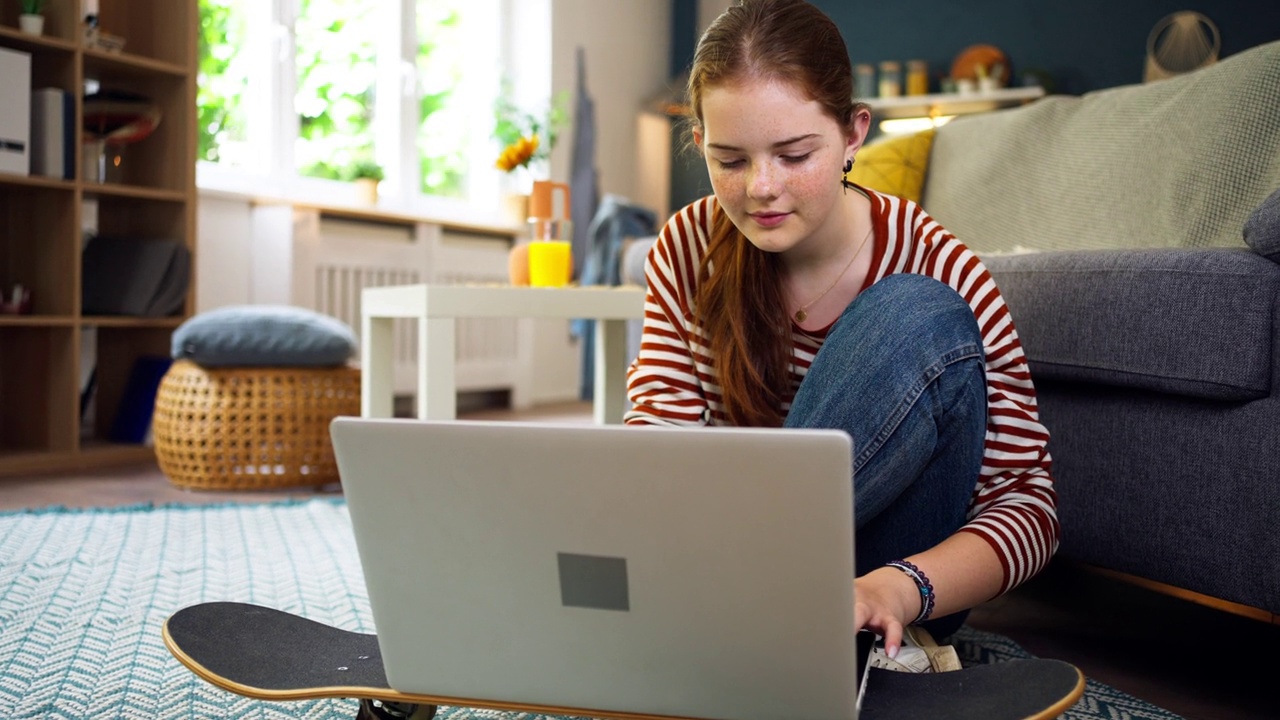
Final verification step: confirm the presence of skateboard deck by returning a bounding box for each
[163,602,1085,720]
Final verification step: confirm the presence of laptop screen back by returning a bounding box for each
[332,418,856,720]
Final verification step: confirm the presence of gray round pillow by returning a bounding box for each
[172,305,357,367]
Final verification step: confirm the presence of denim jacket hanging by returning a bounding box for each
[574,194,657,400]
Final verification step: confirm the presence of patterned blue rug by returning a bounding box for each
[0,499,1181,719]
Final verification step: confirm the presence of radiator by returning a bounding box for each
[285,209,523,402]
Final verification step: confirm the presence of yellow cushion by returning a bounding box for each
[847,128,936,204]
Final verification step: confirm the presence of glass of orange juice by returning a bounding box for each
[527,217,573,287]
[528,240,572,287]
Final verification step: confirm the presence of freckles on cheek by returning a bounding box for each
[708,171,742,202]
[790,172,829,198]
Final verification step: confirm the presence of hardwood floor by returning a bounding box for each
[1,399,1273,720]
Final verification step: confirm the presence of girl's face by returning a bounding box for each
[695,77,867,257]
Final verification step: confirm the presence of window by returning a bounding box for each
[196,0,252,166]
[293,0,378,180]
[197,0,507,210]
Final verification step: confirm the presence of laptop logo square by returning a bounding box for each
[557,552,630,611]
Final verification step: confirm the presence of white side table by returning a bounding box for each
[361,284,647,424]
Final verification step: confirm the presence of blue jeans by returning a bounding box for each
[784,275,987,639]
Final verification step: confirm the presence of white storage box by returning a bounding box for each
[0,47,31,176]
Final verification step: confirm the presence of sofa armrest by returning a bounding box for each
[983,248,1278,401]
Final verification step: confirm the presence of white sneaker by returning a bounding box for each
[867,627,962,673]
[868,642,934,673]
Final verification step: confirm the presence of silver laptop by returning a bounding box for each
[331,417,860,720]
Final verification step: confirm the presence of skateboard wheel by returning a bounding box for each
[356,699,437,720]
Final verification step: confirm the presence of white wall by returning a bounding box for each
[548,0,672,203]
[195,194,254,312]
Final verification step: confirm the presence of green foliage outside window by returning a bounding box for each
[196,0,248,164]
[294,0,377,180]
[196,0,473,199]
[415,2,464,197]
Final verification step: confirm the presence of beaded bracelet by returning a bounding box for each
[885,559,935,624]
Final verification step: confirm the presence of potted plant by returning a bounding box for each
[492,85,567,224]
[18,0,46,35]
[345,158,384,205]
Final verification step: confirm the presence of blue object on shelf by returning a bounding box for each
[109,355,173,444]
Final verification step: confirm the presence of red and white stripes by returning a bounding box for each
[625,190,1059,595]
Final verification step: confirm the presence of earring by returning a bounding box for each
[842,158,854,194]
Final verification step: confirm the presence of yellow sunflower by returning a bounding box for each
[495,134,540,172]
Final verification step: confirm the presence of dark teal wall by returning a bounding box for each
[671,0,699,78]
[811,0,1280,95]
[668,0,711,212]
[665,0,1280,212]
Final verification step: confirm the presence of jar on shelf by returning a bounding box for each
[878,61,902,98]
[855,63,876,99]
[907,60,929,95]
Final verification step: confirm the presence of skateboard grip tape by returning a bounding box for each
[167,602,392,693]
[860,660,1083,720]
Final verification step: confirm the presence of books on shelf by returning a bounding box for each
[30,88,74,180]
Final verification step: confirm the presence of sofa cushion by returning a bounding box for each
[847,128,935,204]
[923,40,1280,256]
[172,304,357,367]
[1244,188,1280,262]
[984,248,1276,401]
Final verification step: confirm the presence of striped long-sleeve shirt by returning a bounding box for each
[624,190,1059,595]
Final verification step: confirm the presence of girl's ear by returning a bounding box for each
[846,106,873,157]
[692,125,705,152]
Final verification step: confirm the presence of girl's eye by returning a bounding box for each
[782,152,813,164]
[715,159,745,170]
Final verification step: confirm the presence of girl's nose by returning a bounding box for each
[747,162,778,199]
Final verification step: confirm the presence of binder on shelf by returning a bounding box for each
[108,355,173,445]
[81,235,191,317]
[0,47,31,176]
[30,88,74,180]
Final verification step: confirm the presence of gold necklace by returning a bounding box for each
[793,222,874,323]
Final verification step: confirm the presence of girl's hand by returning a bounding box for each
[853,566,922,658]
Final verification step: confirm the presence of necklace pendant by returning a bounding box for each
[794,309,807,323]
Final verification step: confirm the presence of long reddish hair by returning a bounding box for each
[686,0,862,426]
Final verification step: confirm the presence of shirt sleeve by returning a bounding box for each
[624,199,713,427]
[909,208,1061,594]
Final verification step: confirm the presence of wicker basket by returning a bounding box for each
[152,360,362,491]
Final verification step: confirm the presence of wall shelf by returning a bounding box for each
[865,86,1046,120]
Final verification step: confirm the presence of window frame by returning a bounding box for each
[196,0,534,224]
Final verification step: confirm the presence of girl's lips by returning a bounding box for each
[750,211,789,228]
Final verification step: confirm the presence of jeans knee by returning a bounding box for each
[833,275,983,363]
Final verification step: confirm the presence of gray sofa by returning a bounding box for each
[920,39,1280,618]
[625,39,1280,618]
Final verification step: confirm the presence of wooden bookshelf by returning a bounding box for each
[0,0,196,477]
